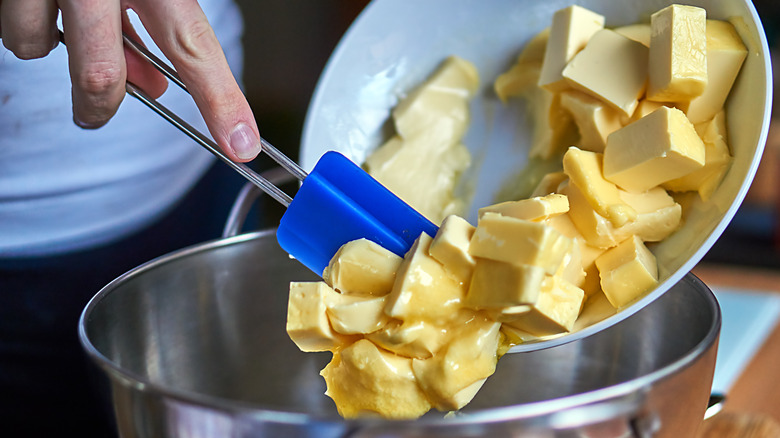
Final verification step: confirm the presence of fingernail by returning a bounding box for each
[229,123,262,160]
[73,114,103,130]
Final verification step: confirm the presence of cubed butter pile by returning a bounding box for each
[286,3,747,420]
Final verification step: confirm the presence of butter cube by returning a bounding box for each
[412,315,501,411]
[495,28,550,102]
[502,275,585,336]
[384,233,466,322]
[603,106,705,192]
[554,239,586,288]
[393,56,478,141]
[428,215,476,283]
[628,99,668,123]
[595,235,659,308]
[538,5,605,92]
[562,29,648,117]
[323,238,402,296]
[546,213,604,294]
[478,193,569,222]
[561,181,681,248]
[663,111,732,200]
[367,318,449,360]
[531,171,568,197]
[647,5,707,102]
[469,213,574,274]
[467,260,545,309]
[614,23,651,47]
[286,282,355,352]
[560,90,624,152]
[562,147,636,227]
[618,187,683,242]
[527,88,579,160]
[327,295,390,335]
[321,339,432,419]
[561,181,627,248]
[684,20,747,124]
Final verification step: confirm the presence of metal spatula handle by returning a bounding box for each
[58,30,303,207]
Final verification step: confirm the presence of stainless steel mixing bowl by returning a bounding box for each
[79,225,720,437]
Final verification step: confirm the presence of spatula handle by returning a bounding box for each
[58,29,303,208]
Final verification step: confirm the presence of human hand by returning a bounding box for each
[0,0,261,162]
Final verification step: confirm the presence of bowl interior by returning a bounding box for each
[300,0,771,349]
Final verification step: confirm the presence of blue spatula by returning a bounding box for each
[117,32,438,275]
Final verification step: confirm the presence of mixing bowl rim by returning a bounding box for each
[78,229,721,428]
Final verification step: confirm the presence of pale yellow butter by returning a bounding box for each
[663,110,732,200]
[527,88,578,160]
[467,260,545,309]
[562,147,636,227]
[560,90,624,152]
[603,106,706,192]
[614,23,651,47]
[559,181,623,249]
[562,29,648,117]
[365,133,471,224]
[327,295,390,336]
[412,315,501,411]
[553,240,586,288]
[321,339,432,419]
[494,27,576,160]
[618,187,683,242]
[501,275,585,336]
[684,20,748,124]
[428,215,476,283]
[384,233,466,322]
[393,56,478,141]
[546,213,603,295]
[647,4,708,102]
[367,318,449,360]
[478,193,569,222]
[595,235,659,308]
[538,5,605,92]
[366,56,476,224]
[628,99,668,123]
[323,238,401,296]
[469,212,574,274]
[495,28,550,102]
[562,181,681,248]
[286,282,355,352]
[531,171,568,197]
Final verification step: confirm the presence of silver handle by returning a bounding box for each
[58,29,307,207]
[222,169,298,238]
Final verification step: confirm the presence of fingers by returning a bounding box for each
[121,10,168,99]
[0,0,59,59]
[59,0,126,129]
[130,0,261,161]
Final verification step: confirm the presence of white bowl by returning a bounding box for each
[300,0,772,351]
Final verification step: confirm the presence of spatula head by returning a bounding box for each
[277,151,439,276]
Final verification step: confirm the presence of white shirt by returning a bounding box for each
[0,0,244,257]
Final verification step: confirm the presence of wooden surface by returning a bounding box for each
[692,263,780,437]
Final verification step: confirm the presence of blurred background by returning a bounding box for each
[231,0,779,269]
